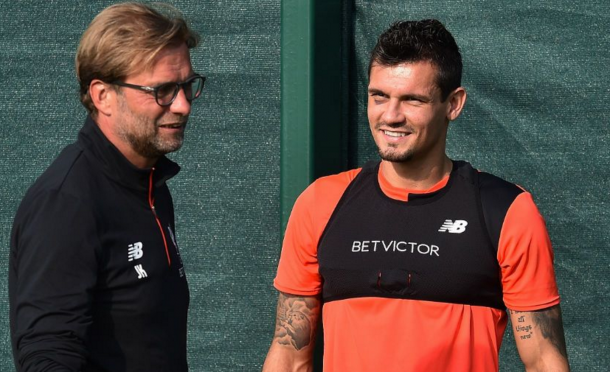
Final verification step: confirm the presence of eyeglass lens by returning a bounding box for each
[156,76,204,106]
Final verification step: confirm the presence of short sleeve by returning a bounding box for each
[498,192,560,311]
[274,169,360,296]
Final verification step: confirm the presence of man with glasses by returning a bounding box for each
[9,3,203,371]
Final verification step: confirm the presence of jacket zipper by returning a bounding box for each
[149,168,171,266]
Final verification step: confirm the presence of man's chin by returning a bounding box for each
[158,143,183,155]
[138,141,183,159]
[156,135,184,153]
[378,149,413,163]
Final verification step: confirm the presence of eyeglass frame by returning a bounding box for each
[111,74,206,107]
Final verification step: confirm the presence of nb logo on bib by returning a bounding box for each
[438,220,468,234]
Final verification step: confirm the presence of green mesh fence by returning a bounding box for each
[1,1,608,371]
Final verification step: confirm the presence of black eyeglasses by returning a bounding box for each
[112,74,206,107]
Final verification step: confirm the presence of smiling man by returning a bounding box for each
[9,3,203,372]
[263,20,569,372]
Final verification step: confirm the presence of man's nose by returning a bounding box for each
[169,88,191,115]
[381,101,405,124]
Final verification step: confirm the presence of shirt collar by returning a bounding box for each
[77,115,180,191]
[377,162,450,202]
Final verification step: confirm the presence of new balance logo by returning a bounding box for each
[438,220,468,234]
[128,242,144,261]
[134,264,148,279]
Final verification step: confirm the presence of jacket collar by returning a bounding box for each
[77,116,180,192]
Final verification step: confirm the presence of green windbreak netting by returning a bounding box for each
[347,1,609,371]
[0,1,280,371]
[1,0,608,371]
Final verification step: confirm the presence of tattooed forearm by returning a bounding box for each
[509,305,569,360]
[531,305,569,359]
[509,309,534,340]
[273,292,320,351]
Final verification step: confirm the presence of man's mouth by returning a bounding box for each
[383,130,408,137]
[159,123,185,129]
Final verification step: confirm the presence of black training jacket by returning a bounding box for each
[9,116,189,372]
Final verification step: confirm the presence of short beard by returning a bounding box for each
[124,127,184,160]
[378,145,414,163]
[116,98,184,160]
[374,121,416,163]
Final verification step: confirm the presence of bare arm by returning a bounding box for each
[510,304,570,371]
[262,292,322,372]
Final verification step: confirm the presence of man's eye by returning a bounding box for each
[157,83,176,98]
[405,97,424,104]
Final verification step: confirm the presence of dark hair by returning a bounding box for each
[368,19,462,101]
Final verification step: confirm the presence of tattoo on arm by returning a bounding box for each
[509,309,534,340]
[509,305,569,359]
[273,292,320,351]
[531,305,569,359]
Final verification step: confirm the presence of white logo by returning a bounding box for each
[128,242,144,261]
[438,220,468,234]
[351,240,440,256]
[134,264,148,279]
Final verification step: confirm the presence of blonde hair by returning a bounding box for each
[76,2,200,115]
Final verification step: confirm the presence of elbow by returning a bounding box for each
[15,338,87,372]
[522,355,570,372]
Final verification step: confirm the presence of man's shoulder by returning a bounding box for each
[21,143,93,203]
[293,168,363,214]
[311,168,362,190]
[472,167,531,251]
[13,142,100,234]
[301,168,362,199]
[470,166,547,219]
[478,171,521,190]
[454,161,521,192]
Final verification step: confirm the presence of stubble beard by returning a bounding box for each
[116,99,185,160]
[378,144,414,163]
[375,122,415,163]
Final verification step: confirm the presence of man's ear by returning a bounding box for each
[446,87,467,121]
[89,79,115,117]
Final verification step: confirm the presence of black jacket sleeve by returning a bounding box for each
[10,189,100,372]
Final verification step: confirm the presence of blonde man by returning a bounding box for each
[9,3,204,371]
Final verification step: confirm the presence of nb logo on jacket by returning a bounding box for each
[128,242,148,280]
[128,242,144,261]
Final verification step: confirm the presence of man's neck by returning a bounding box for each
[380,155,453,191]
